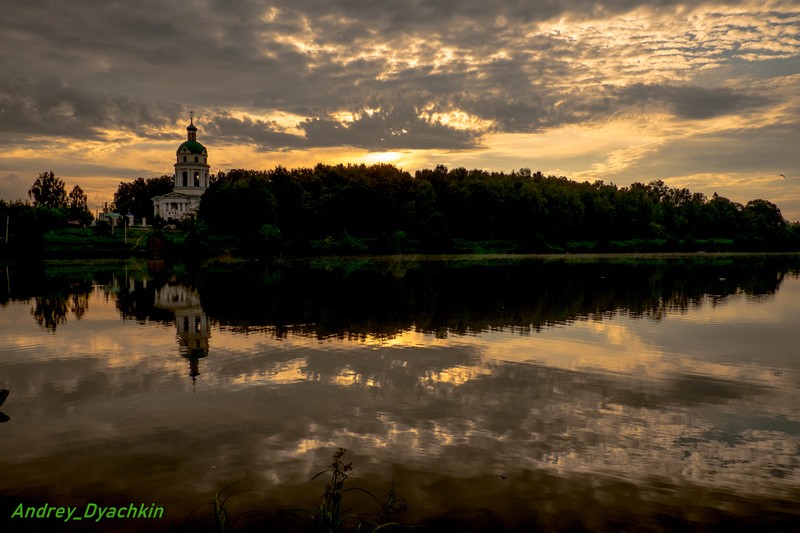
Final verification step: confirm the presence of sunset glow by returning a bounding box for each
[1,1,798,218]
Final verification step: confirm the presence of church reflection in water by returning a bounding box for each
[153,284,210,388]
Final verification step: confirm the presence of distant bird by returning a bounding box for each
[778,174,786,179]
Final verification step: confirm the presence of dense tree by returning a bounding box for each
[743,199,785,233]
[66,185,92,224]
[28,171,67,209]
[186,164,799,255]
[68,185,88,212]
[0,199,62,252]
[112,175,173,219]
[198,169,277,236]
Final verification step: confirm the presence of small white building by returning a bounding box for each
[152,117,210,221]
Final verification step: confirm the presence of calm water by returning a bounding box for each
[1,255,799,532]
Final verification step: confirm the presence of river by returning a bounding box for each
[1,255,798,532]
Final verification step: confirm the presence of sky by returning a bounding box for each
[1,0,799,219]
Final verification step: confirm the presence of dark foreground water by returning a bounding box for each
[1,255,799,532]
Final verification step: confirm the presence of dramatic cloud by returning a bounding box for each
[603,83,773,120]
[300,98,481,150]
[0,79,179,140]
[0,0,798,216]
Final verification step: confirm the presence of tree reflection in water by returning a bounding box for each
[193,255,799,339]
[1,254,800,531]
[31,284,92,331]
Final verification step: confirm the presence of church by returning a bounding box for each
[151,116,210,221]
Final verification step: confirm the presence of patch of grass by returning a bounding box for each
[38,227,159,257]
[160,230,187,246]
[451,239,523,254]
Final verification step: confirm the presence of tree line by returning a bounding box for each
[12,255,796,338]
[186,164,800,255]
[0,171,93,250]
[3,165,799,256]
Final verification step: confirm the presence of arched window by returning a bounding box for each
[182,171,188,186]
[194,172,200,187]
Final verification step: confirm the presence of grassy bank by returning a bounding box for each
[1,226,795,261]
[193,231,767,258]
[1,227,187,259]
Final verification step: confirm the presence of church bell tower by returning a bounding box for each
[175,113,210,193]
[151,112,212,221]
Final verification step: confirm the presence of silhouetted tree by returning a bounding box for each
[743,199,785,234]
[66,185,92,224]
[112,175,174,219]
[186,163,799,255]
[68,185,88,212]
[28,171,67,209]
[198,169,277,236]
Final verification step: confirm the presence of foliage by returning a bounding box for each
[197,169,277,236]
[67,185,92,224]
[1,173,96,256]
[67,185,88,212]
[0,199,63,255]
[208,448,407,532]
[308,448,406,533]
[258,223,282,255]
[112,175,173,219]
[189,164,799,256]
[312,447,354,531]
[7,164,799,258]
[28,171,67,209]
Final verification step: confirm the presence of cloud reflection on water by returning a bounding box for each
[1,257,799,530]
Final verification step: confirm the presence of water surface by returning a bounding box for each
[1,255,799,531]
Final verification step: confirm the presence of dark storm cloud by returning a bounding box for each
[2,1,317,108]
[202,113,304,151]
[0,0,781,153]
[301,99,480,150]
[610,84,773,120]
[448,82,771,134]
[197,99,479,151]
[265,0,722,37]
[0,79,180,140]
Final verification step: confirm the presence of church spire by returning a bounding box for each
[187,111,197,141]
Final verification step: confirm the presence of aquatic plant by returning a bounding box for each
[210,448,408,532]
[311,447,353,531]
[310,447,407,533]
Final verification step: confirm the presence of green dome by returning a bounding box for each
[177,140,206,155]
